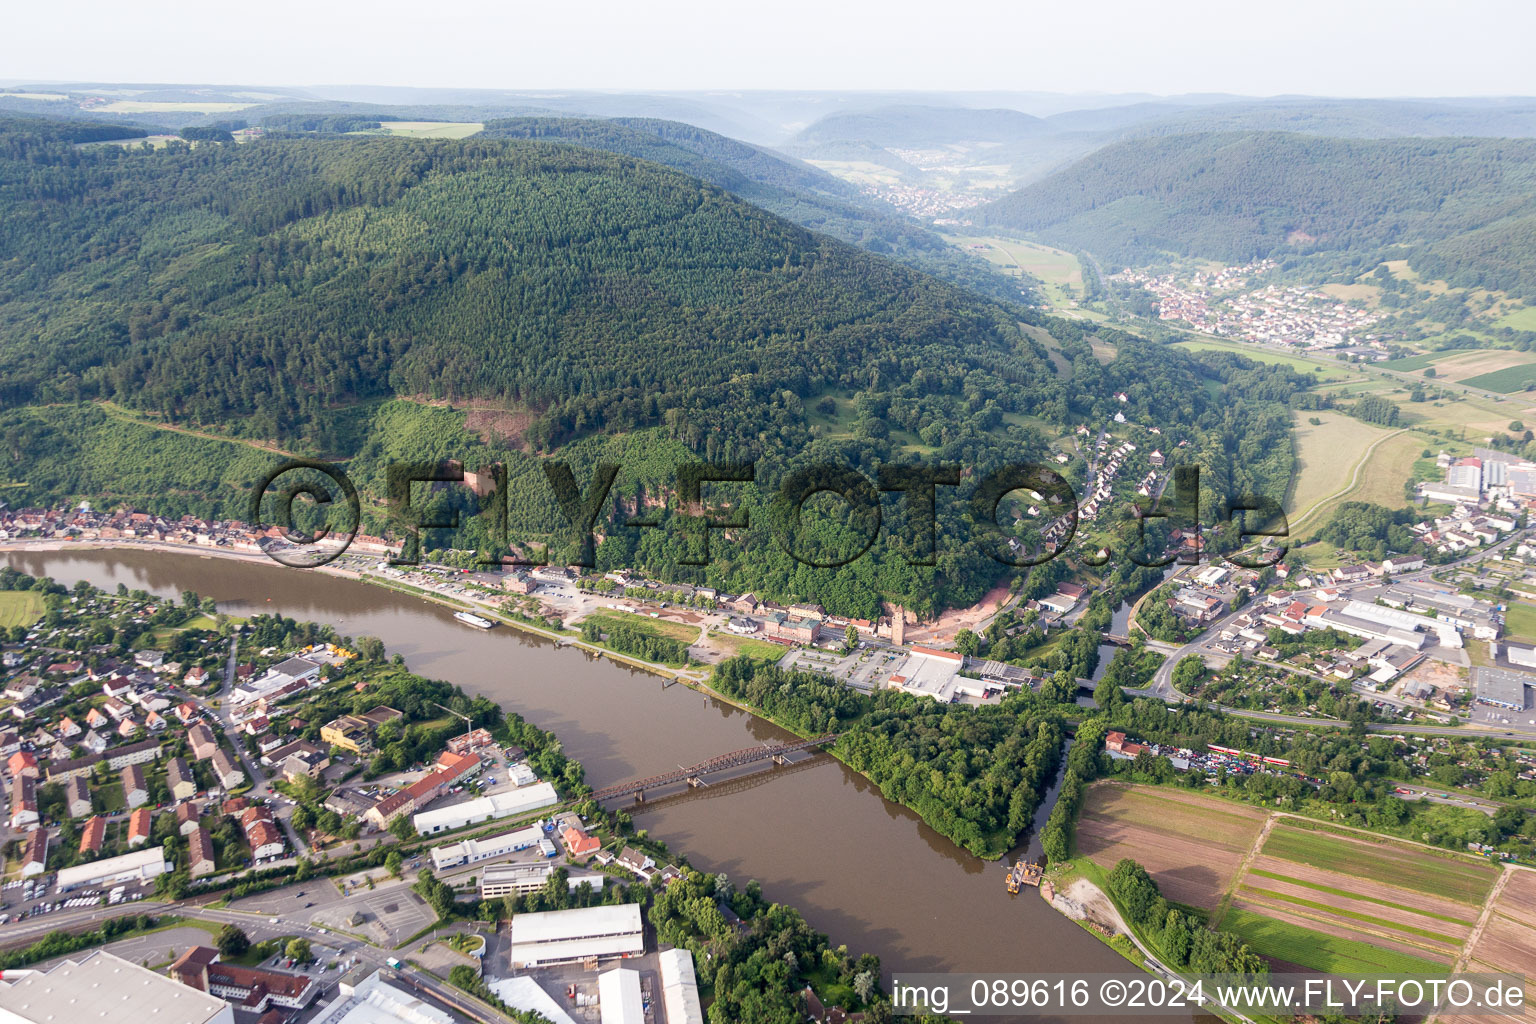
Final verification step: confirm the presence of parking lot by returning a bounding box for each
[779,644,904,691]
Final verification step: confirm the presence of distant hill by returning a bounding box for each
[0,126,1055,450]
[790,105,1049,148]
[974,132,1536,295]
[478,116,1036,304]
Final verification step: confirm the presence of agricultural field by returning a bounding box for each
[1221,909,1450,975]
[1074,784,1506,977]
[97,100,255,114]
[370,121,483,139]
[1445,869,1536,1024]
[1075,783,1267,910]
[1257,823,1497,905]
[0,590,45,629]
[1461,362,1536,393]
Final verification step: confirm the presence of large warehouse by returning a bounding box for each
[598,968,644,1024]
[508,904,644,968]
[1473,666,1534,710]
[55,846,169,891]
[413,781,559,835]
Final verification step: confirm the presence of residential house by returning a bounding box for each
[210,748,245,790]
[127,807,152,847]
[64,775,92,818]
[79,815,106,855]
[167,757,197,801]
[188,826,216,877]
[9,775,37,829]
[122,764,149,809]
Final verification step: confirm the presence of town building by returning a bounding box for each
[64,773,92,817]
[123,763,149,808]
[597,968,644,1024]
[479,861,606,898]
[507,904,645,968]
[21,828,47,877]
[411,780,558,835]
[188,825,217,877]
[168,756,198,800]
[310,969,455,1024]
[0,951,233,1024]
[171,946,320,1013]
[1473,667,1533,711]
[430,824,543,871]
[658,948,705,1024]
[55,846,170,891]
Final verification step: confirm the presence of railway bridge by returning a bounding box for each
[590,734,839,802]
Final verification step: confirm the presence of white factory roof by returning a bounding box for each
[412,781,558,833]
[0,950,232,1024]
[658,948,705,1024]
[429,824,543,870]
[485,978,579,1024]
[312,970,453,1024]
[598,968,644,1024]
[509,903,645,966]
[54,846,169,890]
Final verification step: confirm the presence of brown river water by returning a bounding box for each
[5,546,1187,1023]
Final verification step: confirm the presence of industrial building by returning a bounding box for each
[479,861,606,898]
[413,780,559,835]
[0,950,233,1024]
[310,968,454,1024]
[1473,666,1534,710]
[598,968,644,1024]
[508,904,645,968]
[430,824,543,871]
[659,948,705,1024]
[54,845,169,891]
[485,977,579,1024]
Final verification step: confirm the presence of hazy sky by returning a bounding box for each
[6,0,1535,97]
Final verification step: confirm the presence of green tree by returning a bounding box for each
[216,924,250,958]
[285,938,311,964]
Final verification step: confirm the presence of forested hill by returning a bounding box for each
[0,128,1050,451]
[477,116,1033,303]
[975,132,1536,295]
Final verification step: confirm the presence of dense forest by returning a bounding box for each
[477,116,1034,303]
[976,132,1536,296]
[712,659,1063,857]
[0,117,1324,615]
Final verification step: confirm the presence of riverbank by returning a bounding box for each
[0,536,704,685]
[0,541,1141,1014]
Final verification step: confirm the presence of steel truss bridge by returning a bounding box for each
[589,734,839,801]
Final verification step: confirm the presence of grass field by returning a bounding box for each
[1170,338,1356,383]
[1495,306,1536,331]
[1288,412,1405,526]
[0,591,45,629]
[1260,823,1496,905]
[950,235,1083,305]
[371,121,483,139]
[1500,601,1536,642]
[707,632,790,661]
[1222,909,1450,975]
[583,610,699,645]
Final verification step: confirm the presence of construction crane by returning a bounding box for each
[433,701,473,729]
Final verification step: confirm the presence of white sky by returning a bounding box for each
[5,0,1535,97]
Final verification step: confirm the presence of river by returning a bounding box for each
[5,546,1153,1023]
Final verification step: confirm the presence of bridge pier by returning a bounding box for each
[687,776,703,788]
[771,753,789,765]
[633,790,644,803]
